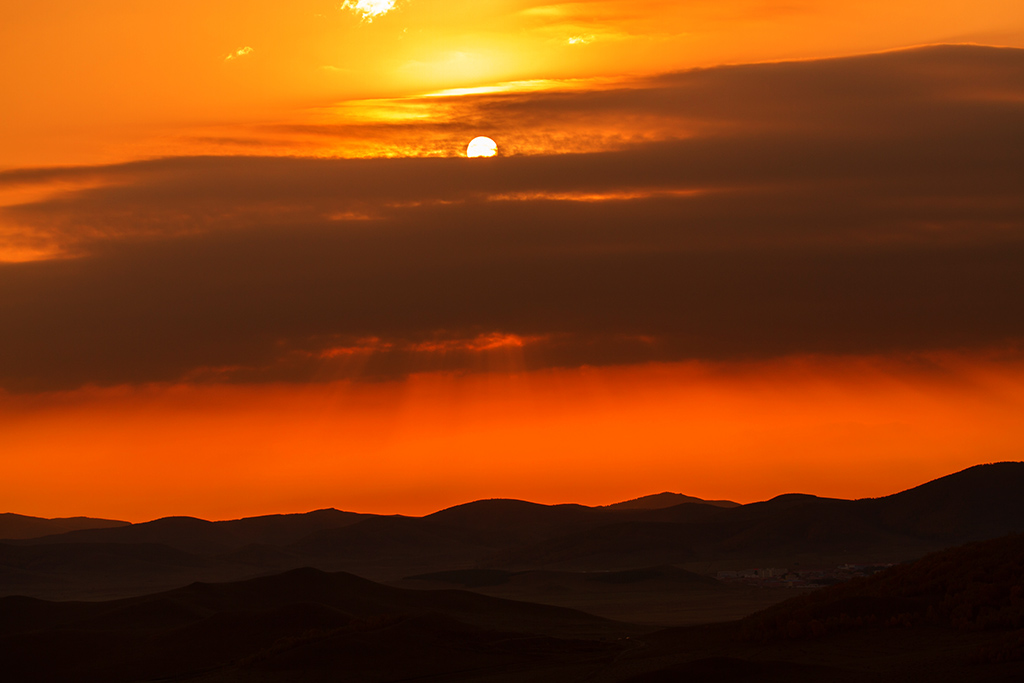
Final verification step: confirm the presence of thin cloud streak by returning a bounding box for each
[224,46,254,61]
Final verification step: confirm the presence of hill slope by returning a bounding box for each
[0,567,626,683]
[0,513,128,540]
[606,492,740,510]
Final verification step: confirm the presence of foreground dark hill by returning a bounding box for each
[4,535,1024,682]
[0,567,623,638]
[0,568,625,683]
[613,533,1024,683]
[865,462,1024,541]
[741,530,1024,640]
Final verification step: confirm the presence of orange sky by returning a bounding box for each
[3,0,1023,167]
[2,353,1023,522]
[1,1,1023,521]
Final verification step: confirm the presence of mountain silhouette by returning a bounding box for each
[17,508,365,555]
[605,492,740,510]
[0,513,128,540]
[495,463,1024,570]
[4,462,1024,607]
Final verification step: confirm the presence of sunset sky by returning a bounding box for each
[2,1,1023,521]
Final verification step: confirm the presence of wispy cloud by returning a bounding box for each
[225,46,254,61]
[342,0,398,22]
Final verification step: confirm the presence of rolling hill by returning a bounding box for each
[4,533,1024,682]
[0,567,625,683]
[0,513,128,541]
[3,463,1024,610]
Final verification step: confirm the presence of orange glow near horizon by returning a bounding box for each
[2,353,1022,523]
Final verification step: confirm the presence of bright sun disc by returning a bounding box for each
[467,136,498,158]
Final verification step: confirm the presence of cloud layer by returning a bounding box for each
[1,46,1022,391]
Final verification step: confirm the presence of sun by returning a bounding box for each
[467,136,498,158]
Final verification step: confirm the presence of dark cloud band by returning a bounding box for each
[1,45,1022,391]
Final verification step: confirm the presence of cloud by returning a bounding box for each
[342,0,397,22]
[0,45,1022,391]
[224,46,254,61]
[179,43,1024,160]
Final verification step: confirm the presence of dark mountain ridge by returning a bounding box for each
[3,462,1023,601]
[0,513,128,541]
[15,508,366,554]
[494,463,1024,570]
[864,461,1024,541]
[605,492,740,509]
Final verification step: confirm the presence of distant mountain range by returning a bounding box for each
[0,513,128,540]
[3,463,1024,602]
[0,491,729,544]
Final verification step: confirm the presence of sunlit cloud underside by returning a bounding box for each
[343,0,397,22]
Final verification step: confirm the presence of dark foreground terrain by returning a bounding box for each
[2,531,1024,682]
